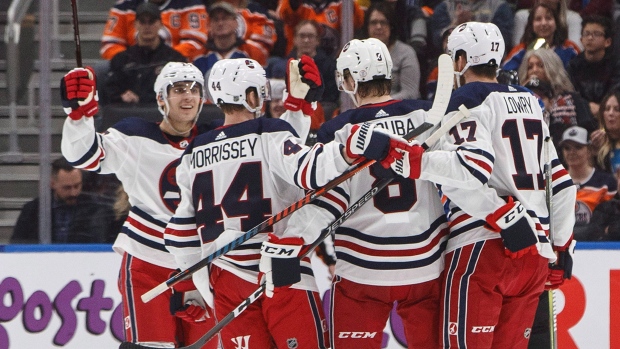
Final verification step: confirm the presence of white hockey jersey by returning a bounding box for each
[419,82,576,261]
[309,99,450,286]
[164,117,349,291]
[61,112,310,269]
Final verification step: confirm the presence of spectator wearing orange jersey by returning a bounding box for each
[277,0,365,57]
[101,0,208,61]
[194,1,268,82]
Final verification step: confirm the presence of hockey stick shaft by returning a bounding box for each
[142,54,456,303]
[177,108,469,349]
[70,0,82,67]
[544,136,558,349]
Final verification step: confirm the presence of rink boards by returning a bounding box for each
[0,242,618,348]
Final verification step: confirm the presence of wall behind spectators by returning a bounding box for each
[0,243,618,348]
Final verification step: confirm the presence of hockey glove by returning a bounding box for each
[168,270,209,322]
[346,122,409,168]
[485,197,539,259]
[284,55,322,115]
[259,234,304,298]
[389,140,425,179]
[546,239,576,290]
[60,67,99,120]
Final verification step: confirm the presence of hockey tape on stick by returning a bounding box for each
[141,54,455,304]
[544,136,559,349]
[175,109,468,349]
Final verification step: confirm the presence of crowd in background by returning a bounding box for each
[11,0,620,243]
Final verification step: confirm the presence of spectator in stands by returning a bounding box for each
[364,2,421,100]
[193,1,268,81]
[559,126,617,237]
[105,2,187,105]
[591,90,620,173]
[210,0,277,60]
[426,26,454,100]
[513,0,583,49]
[277,0,365,57]
[100,0,208,61]
[518,49,597,157]
[568,0,613,19]
[503,2,581,70]
[430,0,514,54]
[265,78,286,119]
[579,169,620,241]
[567,15,620,116]
[11,157,116,244]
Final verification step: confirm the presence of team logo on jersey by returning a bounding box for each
[160,159,182,212]
[180,140,189,148]
[375,109,389,118]
[448,322,458,335]
[287,338,298,348]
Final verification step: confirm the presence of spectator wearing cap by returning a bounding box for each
[559,126,617,238]
[517,48,597,160]
[105,2,187,105]
[194,1,268,83]
[265,78,286,119]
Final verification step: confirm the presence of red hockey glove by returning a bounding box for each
[485,197,539,259]
[546,239,575,290]
[284,55,322,115]
[389,140,425,179]
[346,122,410,167]
[60,67,99,120]
[168,270,209,322]
[259,234,305,298]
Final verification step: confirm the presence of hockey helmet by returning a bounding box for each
[447,22,505,75]
[208,58,270,117]
[336,38,393,96]
[154,62,205,117]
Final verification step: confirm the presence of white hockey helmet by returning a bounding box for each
[154,62,205,118]
[208,58,270,117]
[447,22,505,77]
[336,38,393,96]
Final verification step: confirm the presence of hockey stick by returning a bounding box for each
[544,136,558,349]
[70,0,83,67]
[178,106,469,349]
[141,54,455,303]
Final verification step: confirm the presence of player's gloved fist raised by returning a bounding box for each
[546,239,575,290]
[259,234,304,298]
[485,197,539,259]
[390,141,425,179]
[346,122,411,168]
[60,67,99,120]
[168,270,210,322]
[284,55,322,116]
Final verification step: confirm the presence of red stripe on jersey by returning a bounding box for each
[126,216,162,238]
[324,192,347,212]
[336,232,445,257]
[165,227,197,238]
[552,168,568,181]
[224,253,260,262]
[464,155,492,173]
[448,213,471,229]
[300,161,310,189]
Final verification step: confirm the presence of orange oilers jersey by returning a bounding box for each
[277,0,365,54]
[234,8,277,57]
[574,169,618,225]
[101,0,208,61]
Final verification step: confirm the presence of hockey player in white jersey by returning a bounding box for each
[60,62,221,349]
[390,22,576,348]
[276,38,450,349]
[163,57,412,349]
